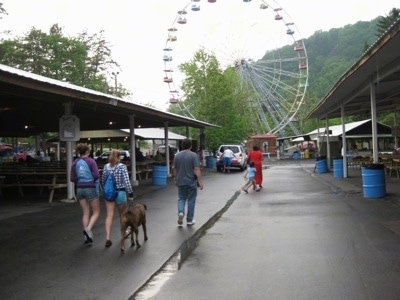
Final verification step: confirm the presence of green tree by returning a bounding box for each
[0,3,7,18]
[0,24,130,97]
[168,49,253,151]
[377,8,400,36]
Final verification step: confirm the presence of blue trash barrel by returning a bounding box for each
[361,164,386,198]
[315,156,328,174]
[293,151,300,160]
[205,156,216,168]
[333,158,343,178]
[152,164,167,186]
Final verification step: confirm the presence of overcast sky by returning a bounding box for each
[1,0,398,111]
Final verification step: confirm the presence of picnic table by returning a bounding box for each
[135,161,154,181]
[0,167,68,203]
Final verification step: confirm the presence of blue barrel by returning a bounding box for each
[152,165,167,186]
[333,158,343,178]
[205,156,216,168]
[361,164,386,198]
[315,157,328,174]
[293,151,300,160]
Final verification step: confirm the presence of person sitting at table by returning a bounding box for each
[135,147,146,162]
[17,150,26,163]
[154,150,163,162]
[352,144,359,155]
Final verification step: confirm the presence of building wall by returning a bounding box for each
[246,137,277,155]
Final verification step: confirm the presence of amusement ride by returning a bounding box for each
[162,0,308,136]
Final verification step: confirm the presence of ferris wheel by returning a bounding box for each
[162,0,308,136]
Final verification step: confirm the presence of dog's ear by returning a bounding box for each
[143,203,147,210]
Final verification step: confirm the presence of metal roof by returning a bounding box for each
[307,18,400,120]
[0,64,218,137]
[288,119,392,142]
[77,128,187,141]
[306,119,392,138]
[307,120,370,136]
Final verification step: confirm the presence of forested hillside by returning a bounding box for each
[288,17,396,131]
[305,19,378,105]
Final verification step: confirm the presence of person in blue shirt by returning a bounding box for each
[241,161,256,194]
[173,138,204,227]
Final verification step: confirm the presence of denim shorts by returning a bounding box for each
[76,187,98,201]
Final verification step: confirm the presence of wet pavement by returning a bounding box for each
[0,159,400,300]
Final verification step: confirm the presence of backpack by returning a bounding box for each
[76,159,93,183]
[102,165,118,201]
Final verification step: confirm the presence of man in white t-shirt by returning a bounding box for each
[222,147,236,173]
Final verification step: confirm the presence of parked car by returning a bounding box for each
[216,144,247,172]
[95,150,130,162]
[157,145,179,155]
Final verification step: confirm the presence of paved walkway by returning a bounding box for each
[0,159,399,299]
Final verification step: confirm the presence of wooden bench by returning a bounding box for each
[0,171,67,203]
[351,156,371,169]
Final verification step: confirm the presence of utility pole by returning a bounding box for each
[112,71,119,95]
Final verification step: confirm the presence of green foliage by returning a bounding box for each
[297,17,395,133]
[377,8,400,36]
[0,24,131,97]
[168,49,253,151]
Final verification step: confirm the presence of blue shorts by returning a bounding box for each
[76,187,98,201]
[223,157,232,166]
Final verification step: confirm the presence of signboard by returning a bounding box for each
[59,115,80,141]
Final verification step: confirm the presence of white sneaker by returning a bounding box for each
[187,220,196,226]
[177,213,184,226]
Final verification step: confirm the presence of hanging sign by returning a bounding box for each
[59,115,80,141]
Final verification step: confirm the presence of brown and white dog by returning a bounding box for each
[120,203,148,252]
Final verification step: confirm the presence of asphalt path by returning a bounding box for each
[0,165,242,300]
[139,163,400,300]
[1,161,400,300]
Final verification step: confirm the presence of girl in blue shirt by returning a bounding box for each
[241,161,256,193]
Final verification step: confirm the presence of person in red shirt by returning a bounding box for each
[247,145,264,191]
[16,150,26,163]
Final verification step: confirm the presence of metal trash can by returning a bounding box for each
[361,164,386,198]
[333,158,344,178]
[315,156,328,173]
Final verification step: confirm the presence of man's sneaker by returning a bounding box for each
[83,228,94,243]
[187,220,196,226]
[177,213,184,226]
